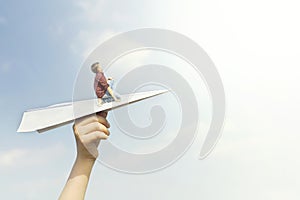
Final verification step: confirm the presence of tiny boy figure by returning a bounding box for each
[91,62,119,105]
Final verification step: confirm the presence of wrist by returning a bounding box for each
[75,155,97,165]
[75,145,99,163]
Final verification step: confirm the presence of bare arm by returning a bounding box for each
[59,112,110,200]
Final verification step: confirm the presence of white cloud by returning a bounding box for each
[73,0,132,24]
[0,149,28,167]
[70,0,136,58]
[70,0,112,57]
[70,29,118,58]
[0,143,67,168]
[217,0,300,57]
[74,0,106,23]
[12,176,64,200]
[0,141,72,199]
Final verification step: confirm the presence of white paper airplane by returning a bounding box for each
[18,89,168,133]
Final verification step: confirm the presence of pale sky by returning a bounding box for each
[1,0,300,199]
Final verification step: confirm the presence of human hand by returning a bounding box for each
[59,112,110,200]
[72,112,110,161]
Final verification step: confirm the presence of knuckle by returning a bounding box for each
[75,126,83,135]
[73,124,80,135]
[91,122,101,131]
[99,131,108,139]
[93,131,104,140]
[96,132,104,139]
[96,123,102,131]
[90,115,98,122]
[79,136,85,144]
[101,126,108,134]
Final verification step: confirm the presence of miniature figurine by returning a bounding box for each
[91,62,120,105]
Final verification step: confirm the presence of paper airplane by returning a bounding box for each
[18,89,168,133]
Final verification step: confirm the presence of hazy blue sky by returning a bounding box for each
[1,0,300,199]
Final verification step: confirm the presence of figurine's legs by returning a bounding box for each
[107,87,121,101]
[108,79,114,89]
[97,98,103,106]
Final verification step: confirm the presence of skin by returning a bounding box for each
[58,112,110,200]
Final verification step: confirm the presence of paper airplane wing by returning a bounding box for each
[17,89,168,133]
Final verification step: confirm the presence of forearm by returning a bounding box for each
[59,113,109,199]
[59,157,95,200]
